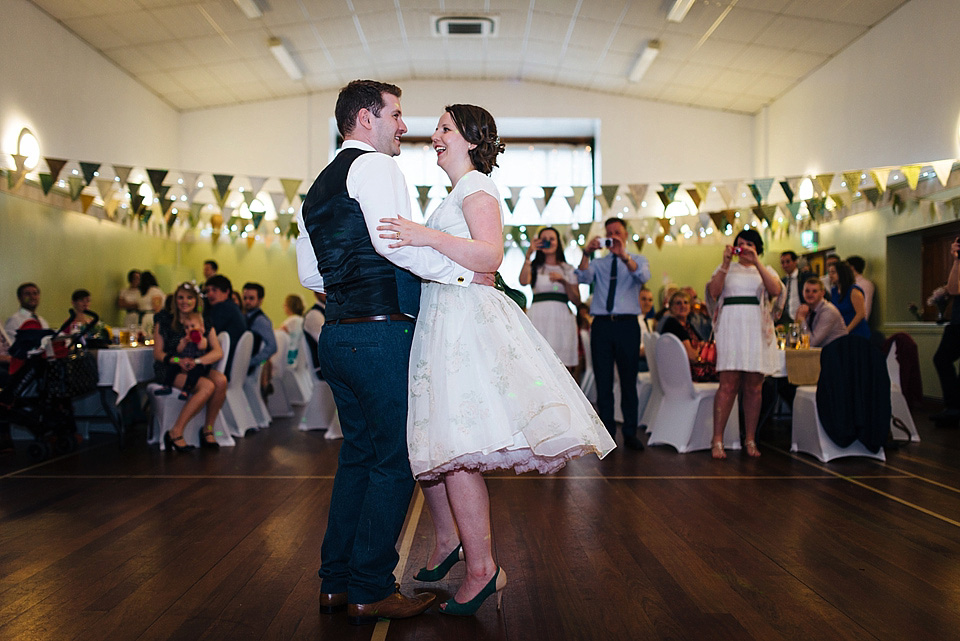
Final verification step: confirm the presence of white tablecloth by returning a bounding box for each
[95,346,155,403]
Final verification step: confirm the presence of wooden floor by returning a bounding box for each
[2,404,959,641]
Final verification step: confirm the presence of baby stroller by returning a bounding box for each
[0,314,100,460]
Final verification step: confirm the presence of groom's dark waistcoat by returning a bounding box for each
[301,147,420,322]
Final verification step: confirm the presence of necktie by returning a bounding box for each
[807,309,816,330]
[606,257,618,313]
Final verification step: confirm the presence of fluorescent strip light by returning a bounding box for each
[667,0,696,23]
[233,0,262,19]
[628,40,660,83]
[269,37,303,81]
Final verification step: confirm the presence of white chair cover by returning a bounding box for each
[266,329,295,418]
[219,331,257,438]
[646,333,740,453]
[280,332,313,405]
[791,386,887,462]
[887,343,919,442]
[243,362,271,429]
[147,331,235,450]
[299,377,341,435]
[639,332,663,428]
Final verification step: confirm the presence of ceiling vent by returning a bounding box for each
[432,15,499,37]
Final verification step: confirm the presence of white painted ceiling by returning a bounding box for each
[29,0,910,114]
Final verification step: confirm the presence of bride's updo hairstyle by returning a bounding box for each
[445,104,505,176]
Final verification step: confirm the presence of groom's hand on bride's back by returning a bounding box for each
[472,272,496,287]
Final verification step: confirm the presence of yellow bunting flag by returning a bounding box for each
[814,173,834,196]
[654,234,665,250]
[900,164,922,190]
[103,194,119,219]
[80,193,95,213]
[280,178,301,205]
[658,218,672,235]
[870,168,891,193]
[599,185,619,210]
[842,171,863,194]
[246,236,256,250]
[931,159,956,187]
[693,182,711,203]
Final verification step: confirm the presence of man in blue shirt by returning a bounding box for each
[576,217,651,450]
[241,282,278,383]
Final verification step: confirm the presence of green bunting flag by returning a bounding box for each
[38,173,55,195]
[79,162,100,185]
[862,187,880,206]
[280,178,301,205]
[779,180,794,204]
[661,183,680,203]
[599,185,619,209]
[68,175,84,200]
[147,169,168,195]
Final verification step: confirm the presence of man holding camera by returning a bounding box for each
[577,217,651,450]
[932,238,960,426]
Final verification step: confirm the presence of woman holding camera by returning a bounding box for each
[706,229,783,459]
[519,226,581,373]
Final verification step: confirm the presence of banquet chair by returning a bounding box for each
[646,333,740,453]
[266,330,295,418]
[639,332,662,429]
[243,361,271,430]
[791,387,887,462]
[299,369,342,437]
[147,331,235,450]
[219,331,257,438]
[887,342,919,442]
[280,332,314,406]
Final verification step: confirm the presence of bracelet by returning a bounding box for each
[171,356,180,364]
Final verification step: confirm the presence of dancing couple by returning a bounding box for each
[296,79,614,625]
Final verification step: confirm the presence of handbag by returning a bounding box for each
[692,329,718,382]
[46,348,99,399]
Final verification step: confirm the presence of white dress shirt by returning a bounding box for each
[296,141,473,292]
[4,308,50,342]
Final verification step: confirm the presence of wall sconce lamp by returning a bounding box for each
[14,127,40,172]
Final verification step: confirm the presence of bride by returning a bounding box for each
[378,104,615,616]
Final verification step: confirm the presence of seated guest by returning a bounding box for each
[241,283,278,392]
[117,269,141,326]
[639,287,656,330]
[660,290,704,363]
[154,312,212,401]
[683,285,712,339]
[64,289,98,334]
[828,261,870,339]
[203,275,247,376]
[5,283,49,341]
[654,283,679,332]
[794,278,848,348]
[280,294,306,366]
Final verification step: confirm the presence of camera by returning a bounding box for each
[540,238,552,249]
[733,247,742,255]
[600,238,615,248]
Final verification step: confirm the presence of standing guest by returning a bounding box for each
[778,251,814,324]
[828,261,870,339]
[519,226,581,374]
[846,256,875,321]
[794,278,847,348]
[706,229,783,459]
[202,260,218,281]
[4,283,49,342]
[203,275,246,376]
[820,254,840,297]
[241,282,278,377]
[377,103,614,617]
[932,238,960,426]
[295,80,482,624]
[576,217,651,451]
[280,294,306,366]
[117,269,141,326]
[137,271,165,335]
[152,282,227,450]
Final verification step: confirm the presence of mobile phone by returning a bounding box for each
[600,238,615,248]
[540,239,552,249]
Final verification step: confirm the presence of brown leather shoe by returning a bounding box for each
[347,587,436,625]
[319,591,347,614]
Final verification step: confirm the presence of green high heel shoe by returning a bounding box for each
[440,567,506,616]
[413,543,463,581]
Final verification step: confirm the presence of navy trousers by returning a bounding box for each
[316,320,417,604]
[590,316,640,439]
[934,324,960,410]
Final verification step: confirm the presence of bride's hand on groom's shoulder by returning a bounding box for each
[377,216,431,248]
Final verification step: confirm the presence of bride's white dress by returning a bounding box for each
[407,171,616,480]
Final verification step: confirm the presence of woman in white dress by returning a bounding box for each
[705,229,783,459]
[137,271,166,337]
[378,104,615,616]
[519,227,581,374]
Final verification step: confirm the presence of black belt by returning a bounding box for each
[325,313,415,326]
[532,292,569,304]
[592,314,638,322]
[723,296,760,305]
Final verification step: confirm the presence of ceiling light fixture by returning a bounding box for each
[233,0,262,19]
[667,0,696,23]
[628,40,660,83]
[269,37,303,81]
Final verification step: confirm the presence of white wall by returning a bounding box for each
[179,80,755,185]
[762,0,960,177]
[1,0,179,168]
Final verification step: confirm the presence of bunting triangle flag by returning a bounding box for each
[251,209,266,231]
[269,192,286,216]
[213,174,233,198]
[532,197,547,216]
[693,181,711,203]
[829,193,845,211]
[900,164,922,190]
[280,178,301,205]
[814,173,834,196]
[79,162,100,185]
[213,187,230,210]
[708,212,727,231]
[189,202,205,228]
[146,169,168,194]
[130,192,145,216]
[786,176,803,200]
[862,187,880,206]
[113,164,133,185]
[931,159,955,187]
[160,197,175,215]
[80,193,96,214]
[242,190,256,207]
[247,176,267,197]
[753,178,775,205]
[600,185,619,209]
[140,206,153,225]
[686,188,701,211]
[654,235,665,250]
[842,171,863,194]
[626,184,648,211]
[542,186,556,208]
[68,176,85,200]
[784,201,803,220]
[277,212,294,235]
[157,184,171,204]
[779,180,794,204]
[287,221,299,239]
[752,205,777,225]
[870,168,891,193]
[748,183,763,206]
[716,183,735,208]
[166,209,178,230]
[127,182,141,204]
[39,173,55,195]
[445,185,454,195]
[657,191,670,208]
[416,186,432,214]
[504,186,523,214]
[658,218,672,235]
[179,170,199,193]
[44,157,68,183]
[805,197,825,221]
[661,183,680,203]
[565,186,587,213]
[103,195,119,220]
[95,178,115,201]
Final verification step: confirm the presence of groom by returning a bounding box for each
[296,79,487,625]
